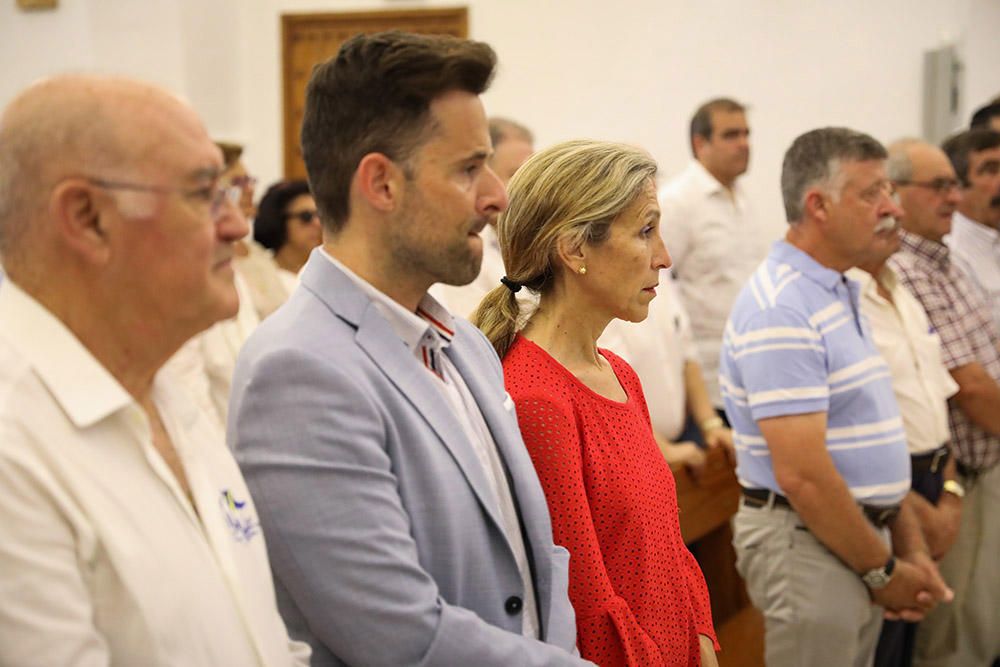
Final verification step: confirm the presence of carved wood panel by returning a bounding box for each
[281,7,468,180]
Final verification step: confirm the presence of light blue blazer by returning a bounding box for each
[228,251,588,666]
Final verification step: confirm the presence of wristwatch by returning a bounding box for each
[861,556,896,590]
[943,479,965,498]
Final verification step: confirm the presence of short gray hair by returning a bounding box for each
[781,127,887,223]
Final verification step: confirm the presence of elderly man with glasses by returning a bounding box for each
[0,74,308,666]
[887,137,1000,667]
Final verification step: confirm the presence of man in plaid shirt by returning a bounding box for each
[886,138,1000,667]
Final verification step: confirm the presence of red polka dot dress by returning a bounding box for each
[504,336,717,666]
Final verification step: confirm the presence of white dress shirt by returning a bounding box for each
[848,266,958,454]
[947,211,1000,333]
[599,279,698,441]
[164,269,260,427]
[430,224,505,319]
[320,249,540,639]
[659,160,770,407]
[0,280,309,667]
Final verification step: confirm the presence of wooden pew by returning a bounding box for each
[674,448,764,667]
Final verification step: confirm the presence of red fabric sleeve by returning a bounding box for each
[513,391,671,667]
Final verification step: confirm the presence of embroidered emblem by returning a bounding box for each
[219,489,259,543]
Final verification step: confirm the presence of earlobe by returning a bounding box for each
[355,153,403,213]
[554,235,587,274]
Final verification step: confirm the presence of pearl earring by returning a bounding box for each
[578,266,587,275]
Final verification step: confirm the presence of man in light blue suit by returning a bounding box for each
[229,31,590,667]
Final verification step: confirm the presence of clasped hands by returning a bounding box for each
[872,551,953,622]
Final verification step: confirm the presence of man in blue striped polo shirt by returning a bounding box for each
[721,128,951,667]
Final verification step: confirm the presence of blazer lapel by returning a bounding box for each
[445,331,555,624]
[299,252,509,539]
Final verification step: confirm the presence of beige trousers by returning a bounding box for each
[733,502,885,667]
[915,463,1000,667]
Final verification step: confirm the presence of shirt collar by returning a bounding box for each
[684,160,748,209]
[319,249,455,353]
[847,264,899,303]
[0,280,133,428]
[951,210,1000,245]
[771,240,844,291]
[899,229,950,268]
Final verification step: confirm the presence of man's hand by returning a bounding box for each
[922,494,962,560]
[872,556,950,622]
[698,634,719,667]
[703,426,736,466]
[907,550,953,604]
[655,437,708,480]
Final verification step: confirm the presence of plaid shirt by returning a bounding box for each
[889,230,1000,470]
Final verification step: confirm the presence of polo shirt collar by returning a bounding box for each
[771,240,844,291]
[0,280,132,428]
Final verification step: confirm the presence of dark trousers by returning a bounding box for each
[873,451,946,667]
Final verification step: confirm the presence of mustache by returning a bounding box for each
[874,215,899,234]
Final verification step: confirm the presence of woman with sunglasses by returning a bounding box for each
[254,180,322,296]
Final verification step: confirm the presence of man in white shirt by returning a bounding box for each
[0,75,308,666]
[600,280,734,474]
[849,222,962,667]
[229,32,588,666]
[659,98,769,417]
[165,142,261,428]
[941,128,1000,332]
[432,117,535,318]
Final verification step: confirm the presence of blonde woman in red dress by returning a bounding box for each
[472,140,718,666]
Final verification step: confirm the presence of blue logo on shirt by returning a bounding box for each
[219,489,259,543]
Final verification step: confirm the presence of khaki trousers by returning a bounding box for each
[733,502,885,667]
[915,463,1000,667]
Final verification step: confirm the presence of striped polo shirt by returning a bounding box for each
[720,241,910,506]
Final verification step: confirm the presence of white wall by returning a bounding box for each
[3,0,999,239]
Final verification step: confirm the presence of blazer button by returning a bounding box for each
[504,596,523,615]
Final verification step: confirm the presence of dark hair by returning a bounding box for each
[970,102,1000,129]
[781,127,887,223]
[253,179,312,251]
[300,30,497,234]
[941,128,1000,186]
[689,97,745,155]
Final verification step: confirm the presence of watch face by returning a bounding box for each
[863,569,890,589]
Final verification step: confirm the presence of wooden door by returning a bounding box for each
[281,8,468,180]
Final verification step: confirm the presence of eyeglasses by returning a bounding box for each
[85,177,242,218]
[284,210,320,224]
[229,175,258,191]
[893,178,961,195]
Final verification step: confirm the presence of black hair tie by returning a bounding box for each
[500,276,522,293]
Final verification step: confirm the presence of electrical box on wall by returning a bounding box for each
[923,45,964,144]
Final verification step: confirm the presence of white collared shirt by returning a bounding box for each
[599,279,698,441]
[947,211,1000,333]
[0,281,308,667]
[429,224,505,319]
[319,250,540,639]
[847,266,958,454]
[659,160,770,407]
[164,269,260,427]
